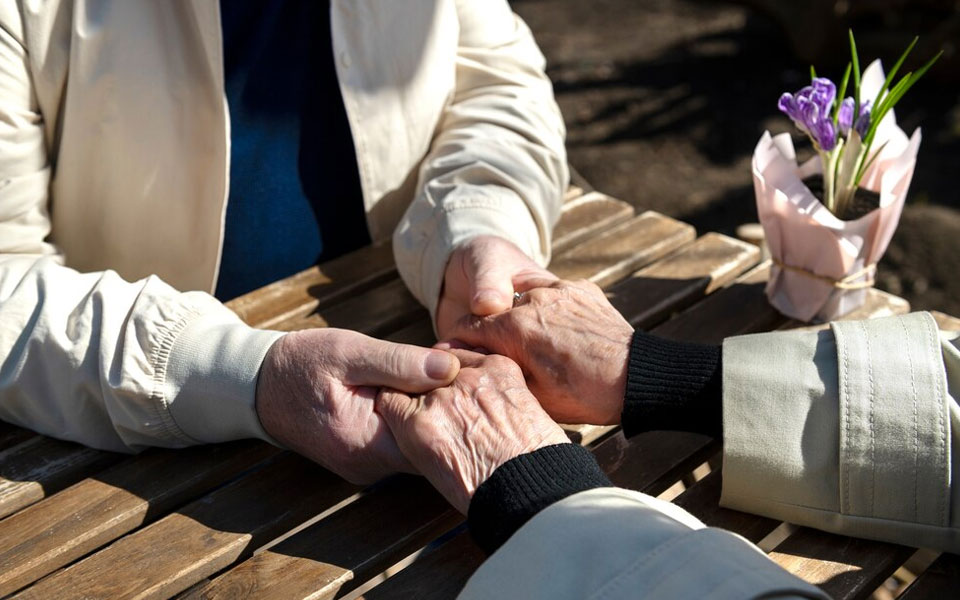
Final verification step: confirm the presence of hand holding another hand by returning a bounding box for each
[256,328,460,484]
[436,235,558,339]
[376,349,570,514]
[443,279,634,426]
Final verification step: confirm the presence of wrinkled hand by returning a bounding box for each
[442,279,633,426]
[256,328,460,484]
[436,235,557,339]
[376,349,570,514]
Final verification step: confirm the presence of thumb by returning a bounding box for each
[469,260,514,316]
[342,336,460,393]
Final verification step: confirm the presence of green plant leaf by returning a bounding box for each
[849,29,861,109]
[875,36,918,109]
[810,65,817,80]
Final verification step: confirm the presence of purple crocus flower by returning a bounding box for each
[838,98,872,138]
[778,77,837,150]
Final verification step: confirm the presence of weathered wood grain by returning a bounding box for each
[186,476,461,600]
[225,241,397,329]
[14,453,359,600]
[607,232,759,330]
[769,529,914,600]
[275,278,428,335]
[552,192,633,254]
[673,470,780,545]
[550,211,695,288]
[0,441,278,597]
[0,437,122,520]
[898,553,960,599]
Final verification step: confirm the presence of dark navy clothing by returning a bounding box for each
[215,1,368,301]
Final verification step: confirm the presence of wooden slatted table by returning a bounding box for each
[0,186,956,599]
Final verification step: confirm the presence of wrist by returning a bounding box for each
[165,314,285,445]
[468,443,612,554]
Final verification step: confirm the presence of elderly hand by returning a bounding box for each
[376,349,570,514]
[436,235,557,339]
[442,279,633,426]
[256,328,460,484]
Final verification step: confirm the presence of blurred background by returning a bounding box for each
[511,0,960,314]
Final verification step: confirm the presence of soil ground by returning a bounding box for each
[512,0,960,315]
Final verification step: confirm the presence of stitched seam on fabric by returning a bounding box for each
[899,317,920,522]
[589,532,691,600]
[859,319,876,517]
[149,308,204,445]
[923,314,948,525]
[839,325,852,515]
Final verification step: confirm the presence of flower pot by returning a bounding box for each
[752,125,920,322]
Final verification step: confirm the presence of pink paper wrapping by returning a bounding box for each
[752,60,922,322]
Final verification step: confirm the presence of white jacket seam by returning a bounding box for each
[149,308,205,445]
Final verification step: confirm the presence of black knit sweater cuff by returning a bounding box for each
[467,443,612,555]
[622,330,723,438]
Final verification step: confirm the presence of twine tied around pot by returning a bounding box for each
[771,259,876,290]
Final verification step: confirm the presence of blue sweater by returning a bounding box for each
[215,0,368,300]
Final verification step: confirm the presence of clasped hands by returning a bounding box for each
[256,236,633,513]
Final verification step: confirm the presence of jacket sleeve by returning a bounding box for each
[392,0,568,318]
[458,488,827,600]
[0,7,281,453]
[721,311,960,553]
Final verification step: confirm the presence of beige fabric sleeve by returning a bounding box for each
[721,311,960,553]
[0,9,281,452]
[393,0,568,319]
[458,487,827,600]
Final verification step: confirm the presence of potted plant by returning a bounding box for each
[753,32,940,322]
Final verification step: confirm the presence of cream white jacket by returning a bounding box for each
[0,0,566,451]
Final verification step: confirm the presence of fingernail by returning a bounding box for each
[473,290,501,307]
[424,351,456,380]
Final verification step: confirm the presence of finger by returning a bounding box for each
[342,337,460,392]
[374,389,416,437]
[512,272,559,293]
[444,348,490,368]
[443,312,509,351]
[468,258,515,316]
[432,339,472,351]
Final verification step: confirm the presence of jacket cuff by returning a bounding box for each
[162,313,285,445]
[468,443,612,554]
[622,330,723,438]
[394,185,545,321]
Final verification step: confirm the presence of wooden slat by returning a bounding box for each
[0,437,122,520]
[359,531,485,600]
[898,553,960,599]
[14,453,359,600]
[0,423,34,452]
[607,232,759,329]
[186,476,461,600]
[673,470,780,544]
[653,262,784,344]
[275,278,427,335]
[768,529,914,600]
[0,441,278,597]
[550,211,695,288]
[225,241,397,329]
[552,192,633,254]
